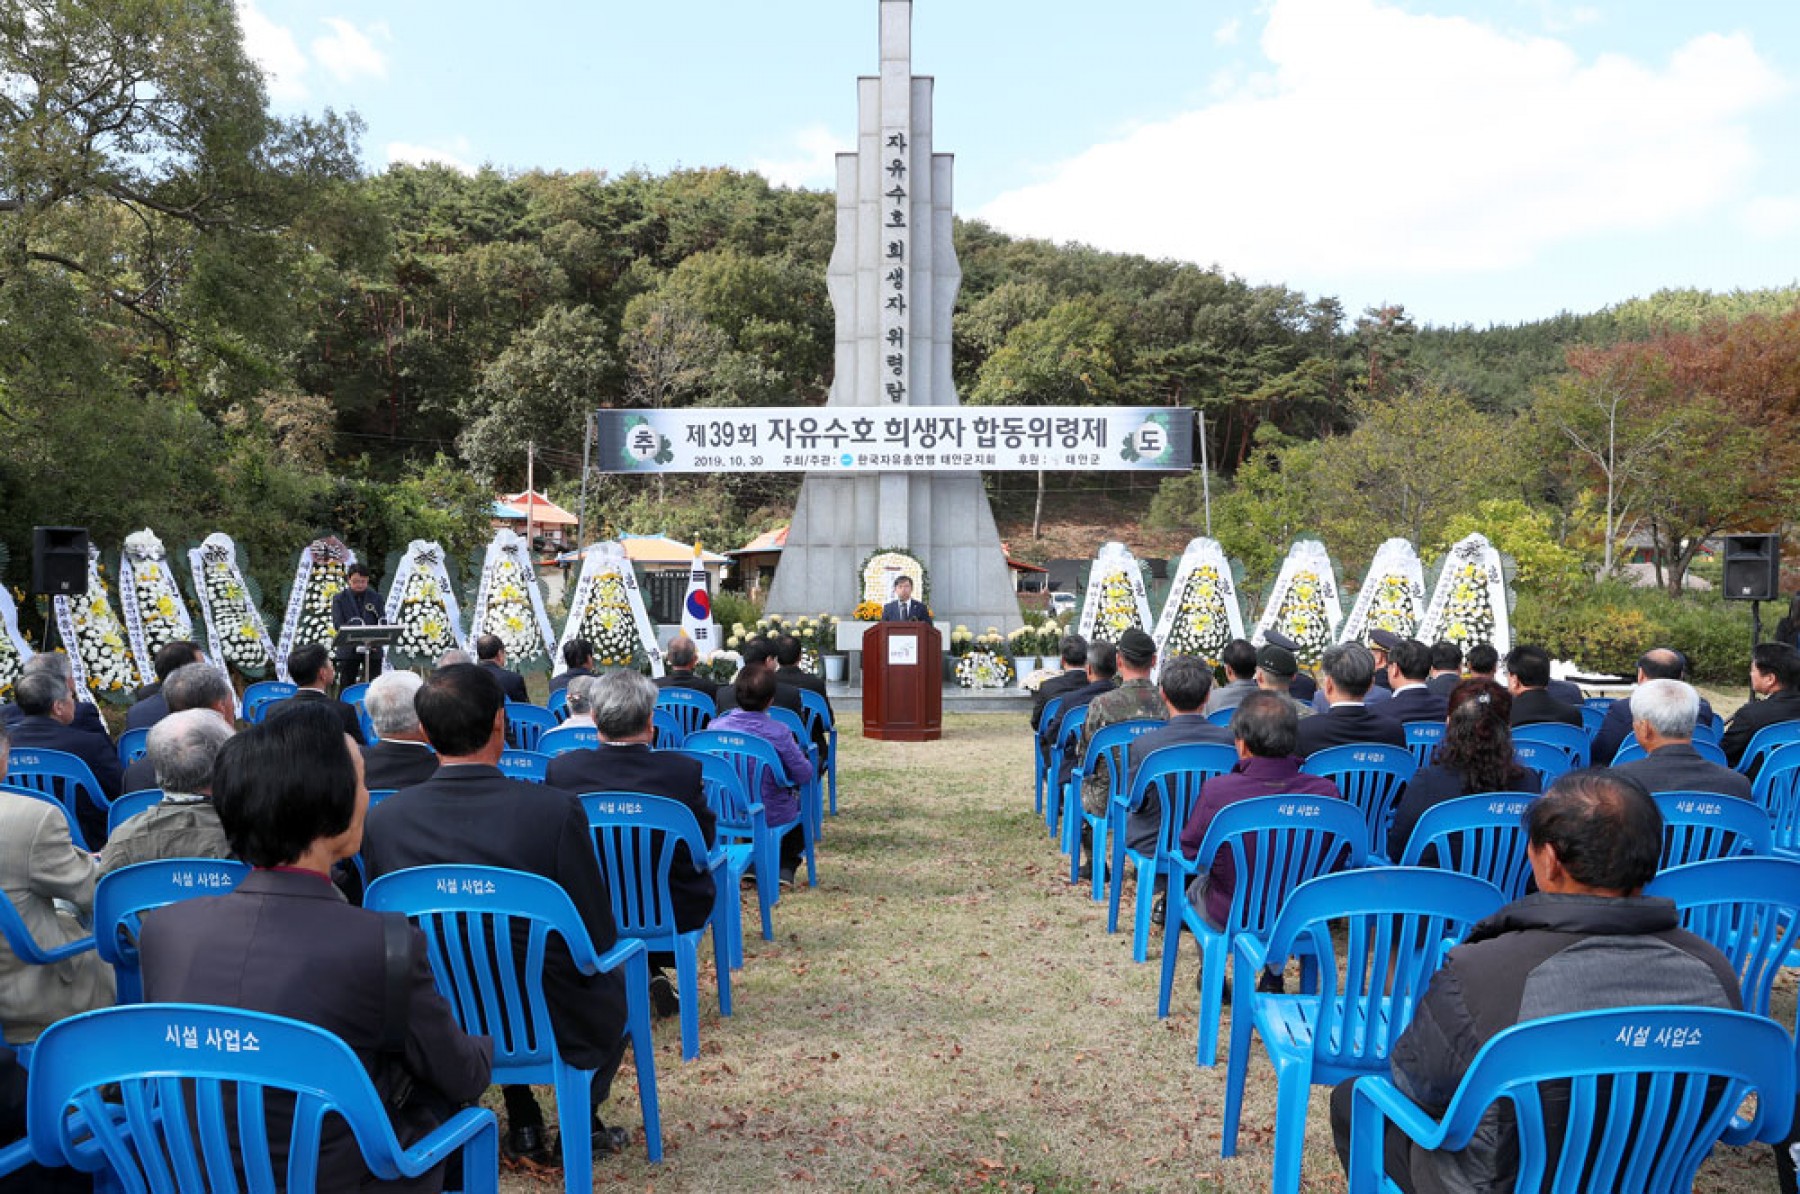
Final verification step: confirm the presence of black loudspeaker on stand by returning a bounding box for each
[31,526,89,596]
[1723,533,1781,602]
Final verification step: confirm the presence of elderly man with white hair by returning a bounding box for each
[559,674,601,729]
[1611,678,1753,799]
[100,709,235,874]
[358,669,438,791]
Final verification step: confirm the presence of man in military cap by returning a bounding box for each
[1253,639,1313,719]
[1264,629,1317,703]
[1074,628,1166,879]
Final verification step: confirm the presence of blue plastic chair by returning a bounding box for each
[1510,721,1590,768]
[547,686,570,722]
[105,788,165,837]
[1652,791,1772,871]
[0,873,97,972]
[1511,741,1573,785]
[1578,704,1606,740]
[1692,720,1724,748]
[1345,1007,1795,1194]
[1753,752,1800,857]
[1301,744,1418,863]
[339,680,372,708]
[1401,722,1443,769]
[655,688,715,742]
[1206,708,1236,728]
[580,792,733,1061]
[1107,742,1239,962]
[4,747,108,832]
[1067,719,1164,898]
[1397,792,1537,901]
[676,749,761,965]
[368,788,397,809]
[364,864,663,1181]
[502,704,558,752]
[1647,857,1800,1038]
[1581,695,1616,713]
[1224,867,1505,1194]
[26,1002,501,1192]
[1045,705,1089,841]
[241,680,297,723]
[683,729,816,891]
[1610,734,1729,767]
[496,749,550,783]
[798,689,839,817]
[116,726,150,767]
[539,724,600,757]
[1736,718,1800,777]
[651,708,685,749]
[767,706,825,844]
[1158,793,1369,1066]
[1033,694,1067,817]
[94,858,251,1003]
[0,782,93,853]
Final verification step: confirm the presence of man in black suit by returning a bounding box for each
[474,633,530,703]
[1123,656,1231,920]
[774,634,830,708]
[715,639,804,717]
[1592,648,1719,765]
[1,652,110,740]
[266,644,365,742]
[121,663,237,794]
[124,640,204,733]
[1722,641,1800,775]
[1612,679,1752,799]
[1425,641,1463,701]
[549,639,594,695]
[882,575,928,622]
[656,635,722,703]
[1295,642,1407,757]
[546,669,715,1018]
[1505,644,1584,729]
[7,671,122,847]
[329,563,386,687]
[1031,634,1089,732]
[358,669,438,791]
[362,664,632,1162]
[1045,640,1121,792]
[1381,638,1450,726]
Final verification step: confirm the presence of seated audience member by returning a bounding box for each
[546,670,716,1018]
[474,633,529,703]
[359,669,438,791]
[265,643,364,741]
[1331,770,1741,1193]
[1,651,109,739]
[1380,638,1449,725]
[1504,644,1583,728]
[1030,634,1089,732]
[1722,641,1800,776]
[100,709,234,873]
[1296,643,1407,756]
[1612,679,1751,799]
[125,639,205,732]
[0,722,116,1044]
[1202,639,1259,718]
[1312,635,1395,714]
[360,664,631,1162]
[549,638,595,695]
[6,670,121,848]
[1425,641,1462,700]
[1386,681,1541,862]
[1464,642,1498,683]
[1179,693,1341,989]
[1074,628,1166,876]
[710,664,811,888]
[1253,641,1313,719]
[774,634,830,710]
[1123,656,1230,922]
[1591,648,1718,765]
[140,705,491,1192]
[656,635,721,703]
[1265,630,1317,703]
[559,674,601,729]
[121,662,237,793]
[713,639,801,715]
[436,648,472,668]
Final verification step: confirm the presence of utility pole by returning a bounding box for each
[576,413,594,550]
[1198,409,1212,537]
[524,439,535,558]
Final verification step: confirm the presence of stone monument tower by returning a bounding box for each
[764,0,1020,630]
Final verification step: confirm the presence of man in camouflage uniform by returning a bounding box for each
[1080,628,1167,817]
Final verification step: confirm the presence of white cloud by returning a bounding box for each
[751,126,845,190]
[387,138,475,174]
[1741,194,1800,238]
[979,0,1787,282]
[236,0,308,102]
[1213,18,1242,46]
[312,18,389,83]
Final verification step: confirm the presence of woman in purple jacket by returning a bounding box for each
[709,663,812,886]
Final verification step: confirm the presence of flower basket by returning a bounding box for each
[118,529,195,682]
[187,534,278,683]
[955,637,1016,690]
[274,535,355,680]
[469,530,558,673]
[0,583,31,700]
[381,540,469,670]
[52,547,141,702]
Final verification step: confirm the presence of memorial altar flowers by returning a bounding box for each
[1339,539,1426,646]
[118,529,195,682]
[1254,540,1343,668]
[954,628,1015,689]
[188,534,278,680]
[382,540,468,669]
[1419,533,1512,658]
[1077,542,1154,648]
[0,584,31,699]
[469,530,557,672]
[557,543,663,676]
[51,547,141,701]
[274,536,355,680]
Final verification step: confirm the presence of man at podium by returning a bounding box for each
[331,563,385,685]
[882,575,929,623]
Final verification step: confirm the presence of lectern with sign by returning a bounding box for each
[862,622,942,742]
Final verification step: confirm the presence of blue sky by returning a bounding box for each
[240,0,1800,328]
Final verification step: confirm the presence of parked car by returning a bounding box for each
[1049,592,1078,617]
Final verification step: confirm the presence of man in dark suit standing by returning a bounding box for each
[1612,680,1752,799]
[362,664,632,1162]
[882,575,928,622]
[549,639,594,695]
[1591,648,1719,764]
[1381,638,1450,726]
[124,640,204,733]
[656,636,721,704]
[1722,641,1800,776]
[329,563,385,687]
[7,671,122,847]
[547,669,715,1020]
[474,633,530,703]
[1031,634,1089,732]
[266,644,364,742]
[358,669,438,791]
[1505,644,1584,729]
[1296,642,1408,756]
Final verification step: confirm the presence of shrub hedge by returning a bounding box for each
[1512,581,1756,685]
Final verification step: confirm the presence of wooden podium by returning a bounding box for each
[861,622,942,741]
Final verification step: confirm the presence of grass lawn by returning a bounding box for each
[498,711,1784,1192]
